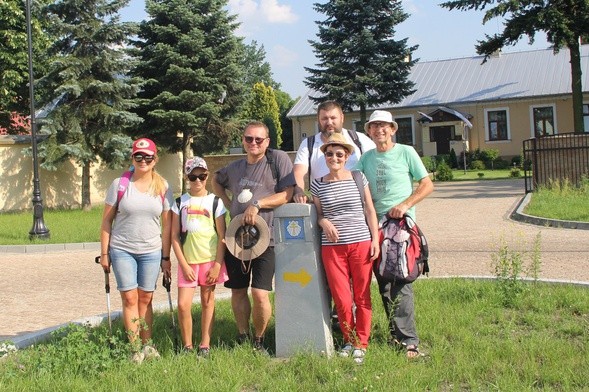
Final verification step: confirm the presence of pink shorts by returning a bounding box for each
[177,261,229,288]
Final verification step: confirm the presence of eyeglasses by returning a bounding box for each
[133,153,155,163]
[369,121,390,129]
[243,136,268,145]
[325,151,346,158]
[187,173,208,182]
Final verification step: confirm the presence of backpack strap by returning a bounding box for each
[307,134,315,182]
[115,170,134,210]
[175,196,187,245]
[347,129,363,154]
[351,170,365,207]
[212,195,219,234]
[265,148,280,189]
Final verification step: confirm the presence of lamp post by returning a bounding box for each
[25,0,50,240]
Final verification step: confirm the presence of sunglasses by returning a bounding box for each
[243,136,268,145]
[187,173,208,182]
[324,151,346,158]
[133,153,155,163]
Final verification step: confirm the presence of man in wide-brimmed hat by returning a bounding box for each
[212,121,296,355]
[356,109,434,359]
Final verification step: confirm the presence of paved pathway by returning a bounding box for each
[1,179,587,343]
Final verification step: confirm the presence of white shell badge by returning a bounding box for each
[237,188,253,204]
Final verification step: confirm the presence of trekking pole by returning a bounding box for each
[95,255,112,337]
[162,274,179,352]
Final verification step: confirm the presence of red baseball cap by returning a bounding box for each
[132,138,157,155]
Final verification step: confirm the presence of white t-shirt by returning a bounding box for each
[294,128,375,180]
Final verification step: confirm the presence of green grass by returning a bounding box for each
[446,169,514,181]
[525,179,589,222]
[1,279,587,391]
[0,206,102,245]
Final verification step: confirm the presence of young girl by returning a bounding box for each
[171,157,228,357]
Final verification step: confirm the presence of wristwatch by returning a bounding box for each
[161,256,170,261]
[252,200,261,210]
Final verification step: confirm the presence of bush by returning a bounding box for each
[478,172,485,178]
[435,161,453,181]
[421,156,434,172]
[470,160,485,170]
[449,148,458,168]
[510,168,521,178]
[511,155,522,167]
[435,154,450,165]
[494,158,510,170]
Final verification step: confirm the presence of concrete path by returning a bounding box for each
[1,178,587,345]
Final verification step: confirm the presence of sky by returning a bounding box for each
[120,0,551,99]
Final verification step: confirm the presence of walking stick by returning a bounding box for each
[95,256,113,338]
[162,274,179,352]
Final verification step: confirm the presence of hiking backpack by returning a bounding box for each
[374,214,429,283]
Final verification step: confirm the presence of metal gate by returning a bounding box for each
[523,133,589,193]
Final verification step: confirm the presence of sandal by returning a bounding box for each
[406,344,421,359]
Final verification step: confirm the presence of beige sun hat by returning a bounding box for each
[225,214,270,259]
[364,110,398,132]
[319,132,355,154]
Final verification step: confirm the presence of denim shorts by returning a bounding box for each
[109,248,161,292]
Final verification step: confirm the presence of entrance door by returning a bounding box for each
[430,126,453,154]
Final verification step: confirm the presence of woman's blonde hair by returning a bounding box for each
[132,155,167,198]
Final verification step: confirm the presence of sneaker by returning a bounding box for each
[197,346,210,358]
[352,348,366,365]
[142,344,161,360]
[130,351,145,364]
[338,343,353,358]
[252,337,270,357]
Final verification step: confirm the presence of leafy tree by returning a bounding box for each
[482,148,500,170]
[0,0,52,125]
[440,0,589,133]
[305,0,417,124]
[275,90,296,151]
[37,0,141,210]
[241,82,282,148]
[239,40,280,92]
[131,0,244,167]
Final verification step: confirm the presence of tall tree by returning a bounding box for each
[305,0,417,124]
[275,89,296,151]
[242,82,282,148]
[240,40,280,92]
[37,0,141,210]
[440,0,589,133]
[0,0,52,125]
[131,0,244,167]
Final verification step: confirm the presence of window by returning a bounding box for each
[394,117,414,145]
[485,108,509,141]
[583,104,589,133]
[532,106,555,137]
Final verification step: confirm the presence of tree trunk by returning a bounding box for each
[568,41,584,133]
[81,161,91,211]
[181,129,191,194]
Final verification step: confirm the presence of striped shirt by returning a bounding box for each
[310,175,371,245]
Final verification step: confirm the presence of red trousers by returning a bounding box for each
[321,240,373,348]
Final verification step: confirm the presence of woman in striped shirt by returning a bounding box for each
[310,132,380,365]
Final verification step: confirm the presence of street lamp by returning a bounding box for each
[25,0,50,240]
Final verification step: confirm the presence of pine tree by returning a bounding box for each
[305,0,417,124]
[131,0,244,165]
[242,82,283,149]
[37,0,141,210]
[440,0,589,133]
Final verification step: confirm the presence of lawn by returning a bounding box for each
[1,279,587,391]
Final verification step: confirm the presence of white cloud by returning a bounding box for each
[260,0,298,23]
[270,44,298,67]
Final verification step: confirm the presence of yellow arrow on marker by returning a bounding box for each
[283,268,312,287]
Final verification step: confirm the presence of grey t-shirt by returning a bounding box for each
[105,177,173,254]
[215,149,295,244]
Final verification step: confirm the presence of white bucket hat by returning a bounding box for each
[364,110,398,132]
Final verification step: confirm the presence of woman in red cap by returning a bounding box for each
[99,138,173,363]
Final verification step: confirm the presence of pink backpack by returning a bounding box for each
[115,168,165,209]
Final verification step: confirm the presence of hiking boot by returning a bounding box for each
[352,348,366,365]
[142,344,161,360]
[338,343,353,358]
[253,337,270,357]
[197,346,210,358]
[237,332,250,345]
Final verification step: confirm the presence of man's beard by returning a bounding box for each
[320,127,342,138]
